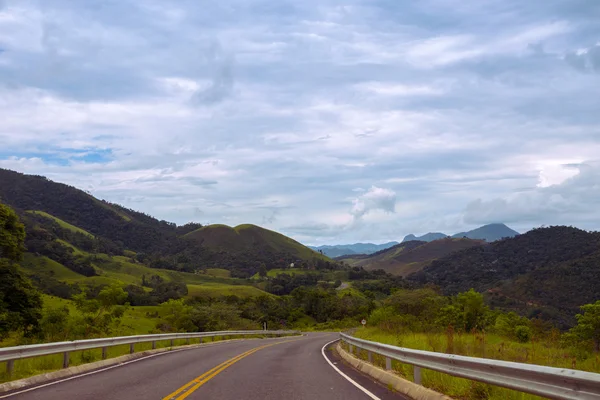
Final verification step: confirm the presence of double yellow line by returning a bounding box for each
[163,338,299,400]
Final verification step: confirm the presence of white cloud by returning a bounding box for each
[350,186,397,219]
[0,0,599,245]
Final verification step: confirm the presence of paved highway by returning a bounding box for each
[3,333,406,400]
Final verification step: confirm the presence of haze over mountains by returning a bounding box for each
[309,242,399,258]
[402,224,520,243]
[313,224,519,257]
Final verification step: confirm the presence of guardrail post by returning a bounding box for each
[102,347,107,360]
[367,351,372,363]
[170,339,174,347]
[152,341,156,350]
[349,344,353,355]
[129,343,135,354]
[199,338,203,344]
[6,360,14,376]
[414,366,422,385]
[385,357,392,371]
[63,352,70,369]
[186,338,190,345]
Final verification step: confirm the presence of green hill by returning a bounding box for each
[184,223,327,261]
[340,238,483,276]
[410,226,600,327]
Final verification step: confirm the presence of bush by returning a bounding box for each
[514,325,531,343]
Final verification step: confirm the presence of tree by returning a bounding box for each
[0,203,42,338]
[0,203,26,261]
[0,259,43,338]
[71,285,128,338]
[258,263,268,278]
[570,300,600,352]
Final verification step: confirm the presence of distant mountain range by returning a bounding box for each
[402,223,519,243]
[309,242,399,258]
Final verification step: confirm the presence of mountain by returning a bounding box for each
[410,226,600,327]
[310,242,399,257]
[338,238,483,276]
[451,223,519,241]
[402,233,448,243]
[402,224,519,243]
[0,168,331,279]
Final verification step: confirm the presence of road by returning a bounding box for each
[2,333,407,400]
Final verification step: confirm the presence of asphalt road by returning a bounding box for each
[3,333,408,400]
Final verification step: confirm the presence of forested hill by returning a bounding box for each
[0,168,331,277]
[410,226,600,327]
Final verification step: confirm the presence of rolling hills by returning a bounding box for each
[0,168,339,311]
[339,238,484,276]
[0,168,332,279]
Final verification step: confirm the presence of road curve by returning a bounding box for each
[3,332,406,400]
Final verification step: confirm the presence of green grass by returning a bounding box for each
[187,283,273,299]
[56,239,89,256]
[204,268,232,278]
[251,268,313,279]
[352,328,600,400]
[27,211,94,238]
[20,253,85,280]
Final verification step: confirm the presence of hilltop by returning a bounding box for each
[339,238,483,276]
[410,226,600,327]
[310,242,399,257]
[402,223,519,243]
[184,224,328,262]
[451,223,519,241]
[402,233,447,243]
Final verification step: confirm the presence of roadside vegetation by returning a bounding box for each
[351,288,600,399]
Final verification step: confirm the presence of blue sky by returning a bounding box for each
[1,0,599,245]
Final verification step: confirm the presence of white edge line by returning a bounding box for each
[321,339,381,400]
[0,339,253,399]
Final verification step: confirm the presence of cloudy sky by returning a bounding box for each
[1,0,599,245]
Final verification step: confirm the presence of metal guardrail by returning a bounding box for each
[1,330,298,375]
[340,332,600,400]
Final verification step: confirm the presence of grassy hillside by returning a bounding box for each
[184,224,329,261]
[341,238,483,276]
[27,211,94,238]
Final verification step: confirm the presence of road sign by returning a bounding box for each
[361,319,367,326]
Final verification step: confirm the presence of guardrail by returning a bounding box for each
[1,330,298,376]
[340,332,600,400]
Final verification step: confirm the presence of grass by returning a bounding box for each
[26,211,94,238]
[56,239,88,256]
[204,268,231,278]
[20,253,85,280]
[352,328,600,400]
[251,268,313,279]
[186,283,273,299]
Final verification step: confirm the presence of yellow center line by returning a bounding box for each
[163,338,301,400]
